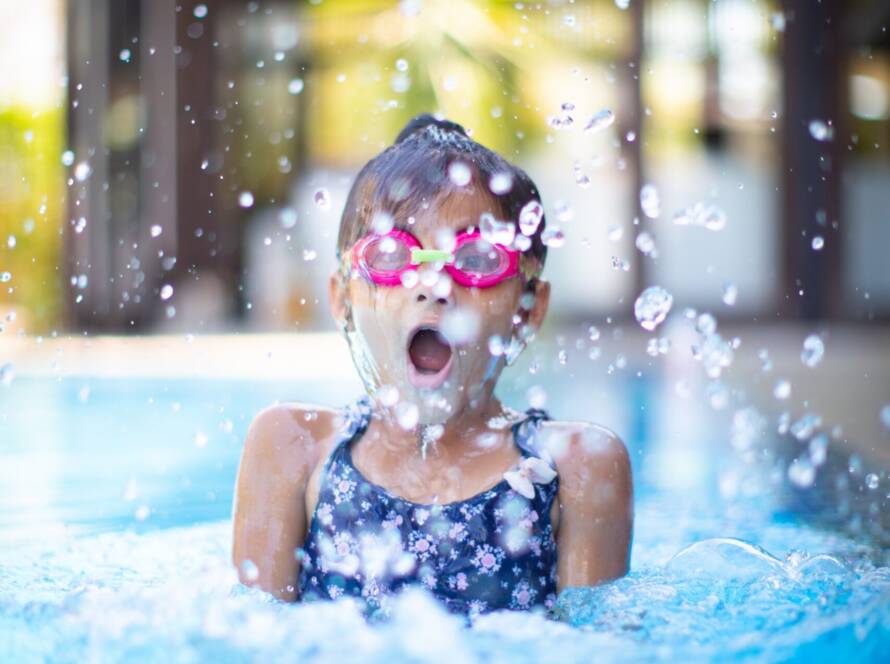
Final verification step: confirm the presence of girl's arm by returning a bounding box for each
[550,423,634,590]
[231,404,332,601]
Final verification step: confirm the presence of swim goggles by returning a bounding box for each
[349,227,521,289]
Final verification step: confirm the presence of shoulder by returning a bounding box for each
[537,420,632,500]
[241,401,342,482]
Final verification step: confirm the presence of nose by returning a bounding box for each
[414,265,454,306]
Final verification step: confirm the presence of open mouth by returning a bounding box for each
[407,326,453,388]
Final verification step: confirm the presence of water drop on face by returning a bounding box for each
[489,172,513,195]
[800,334,824,368]
[479,213,516,246]
[396,401,419,430]
[808,119,833,141]
[399,270,419,288]
[160,284,173,300]
[584,109,615,133]
[448,161,472,186]
[372,211,394,234]
[811,236,824,250]
[377,384,399,407]
[313,188,331,210]
[240,559,259,582]
[519,200,544,236]
[150,225,162,238]
[513,234,532,252]
[640,184,660,219]
[441,308,480,345]
[634,286,673,331]
[288,78,304,95]
[238,191,255,208]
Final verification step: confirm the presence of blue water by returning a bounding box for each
[1,372,888,662]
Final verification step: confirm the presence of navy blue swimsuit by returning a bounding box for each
[297,397,559,618]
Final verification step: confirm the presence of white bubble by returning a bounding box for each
[193,3,208,18]
[722,283,738,306]
[314,188,331,210]
[0,362,14,387]
[448,161,472,186]
[513,234,532,252]
[788,457,816,488]
[519,200,544,236]
[150,224,162,238]
[588,325,600,341]
[865,473,879,490]
[160,284,174,300]
[400,270,419,288]
[288,78,304,95]
[489,172,513,195]
[74,161,92,182]
[239,559,259,582]
[541,226,565,248]
[119,49,132,63]
[372,211,394,234]
[238,191,255,208]
[377,384,399,407]
[527,385,547,409]
[396,58,409,72]
[302,249,317,261]
[396,401,419,430]
[479,213,515,246]
[7,235,16,249]
[440,308,480,345]
[801,334,824,368]
[635,232,656,256]
[194,431,208,448]
[134,505,151,521]
[696,313,717,335]
[811,236,824,250]
[881,404,890,430]
[614,0,631,9]
[773,379,791,400]
[488,334,504,357]
[634,286,673,331]
[584,108,615,133]
[61,150,75,166]
[279,207,298,229]
[640,184,660,219]
[808,119,833,142]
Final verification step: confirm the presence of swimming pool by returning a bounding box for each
[1,360,888,662]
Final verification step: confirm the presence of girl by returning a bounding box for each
[231,114,633,618]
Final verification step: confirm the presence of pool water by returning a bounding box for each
[1,373,888,662]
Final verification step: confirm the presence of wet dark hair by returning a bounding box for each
[336,113,548,272]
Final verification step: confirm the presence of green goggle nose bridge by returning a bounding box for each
[410,248,454,265]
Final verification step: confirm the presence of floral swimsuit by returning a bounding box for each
[297,396,560,618]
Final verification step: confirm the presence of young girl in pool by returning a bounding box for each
[231,114,633,618]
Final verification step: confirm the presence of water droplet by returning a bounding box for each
[722,283,738,306]
[160,284,173,300]
[588,325,600,342]
[0,272,12,282]
[194,431,208,447]
[279,208,298,229]
[302,249,317,261]
[584,108,615,133]
[396,401,419,430]
[441,308,480,345]
[808,119,833,142]
[801,334,824,368]
[74,162,92,182]
[119,49,132,63]
[314,188,331,210]
[489,172,513,195]
[396,58,409,72]
[7,235,16,249]
[865,473,879,490]
[288,78,304,95]
[193,3,208,18]
[788,457,815,488]
[238,191,254,208]
[479,213,515,246]
[770,12,786,32]
[150,224,162,238]
[790,412,822,440]
[513,234,532,252]
[488,335,504,357]
[635,232,656,256]
[672,203,726,231]
[239,559,259,582]
[640,184,660,219]
[634,286,673,331]
[615,0,631,9]
[0,363,15,387]
[773,380,791,400]
[541,226,565,248]
[448,161,472,186]
[527,385,547,408]
[61,150,75,166]
[881,404,890,430]
[377,384,399,407]
[811,236,824,250]
[400,270,419,288]
[519,200,544,236]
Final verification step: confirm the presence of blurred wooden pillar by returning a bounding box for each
[780,0,846,320]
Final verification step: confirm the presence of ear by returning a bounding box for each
[525,279,550,332]
[328,270,349,328]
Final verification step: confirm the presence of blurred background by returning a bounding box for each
[0,0,889,545]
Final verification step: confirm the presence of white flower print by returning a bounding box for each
[382,510,404,530]
[472,543,505,576]
[413,508,430,525]
[316,502,333,526]
[448,522,467,542]
[408,531,437,562]
[448,572,469,591]
[510,580,537,609]
[468,599,488,618]
[331,473,356,504]
[328,585,344,600]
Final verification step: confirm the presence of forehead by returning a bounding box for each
[401,189,500,242]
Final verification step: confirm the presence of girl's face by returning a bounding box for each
[329,190,550,427]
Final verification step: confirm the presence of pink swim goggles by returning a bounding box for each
[350,227,520,289]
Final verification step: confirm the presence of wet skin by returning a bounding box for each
[231,189,634,602]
